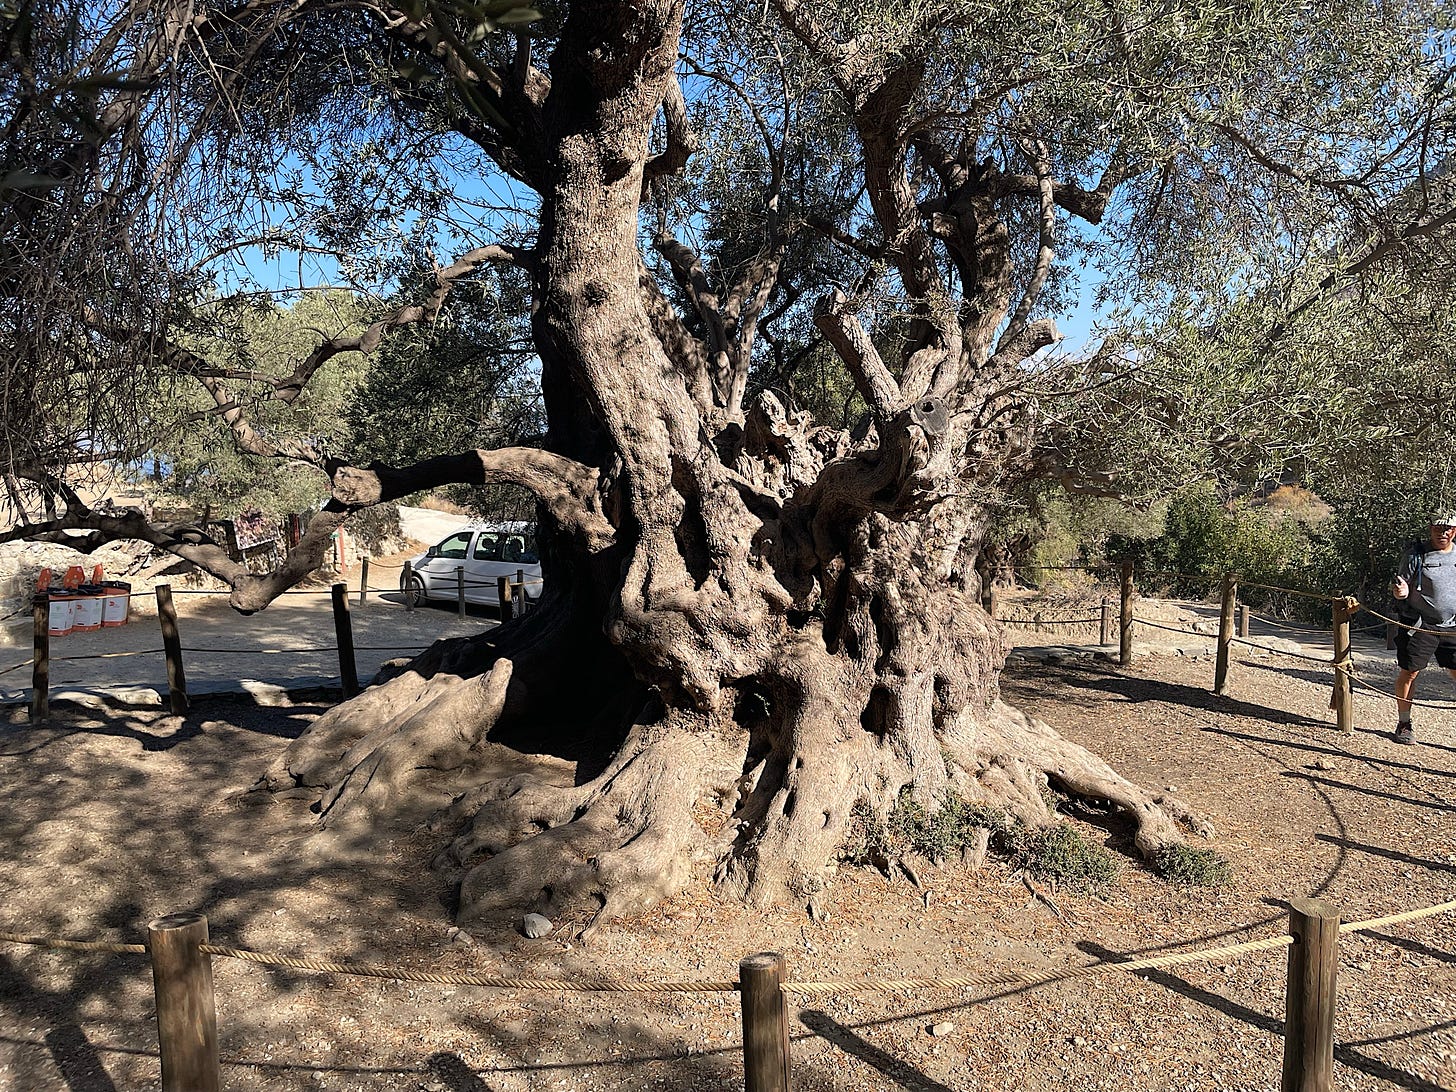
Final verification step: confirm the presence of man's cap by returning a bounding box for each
[1431,512,1456,527]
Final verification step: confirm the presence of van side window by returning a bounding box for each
[521,535,539,564]
[473,533,502,561]
[436,532,471,560]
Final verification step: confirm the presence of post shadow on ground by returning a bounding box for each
[1077,940,1448,1092]
[0,953,127,1092]
[1315,833,1456,875]
[798,1010,956,1092]
[1281,770,1455,812]
[1201,724,1456,778]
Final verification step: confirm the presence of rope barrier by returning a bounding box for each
[195,944,737,992]
[0,930,147,955]
[1241,610,1326,635]
[0,659,32,677]
[49,649,164,663]
[1238,580,1338,603]
[1227,636,1336,666]
[1346,667,1456,711]
[181,647,339,656]
[1137,570,1222,582]
[1133,618,1208,637]
[782,934,1298,995]
[1339,897,1456,933]
[999,615,1103,626]
[1352,602,1456,639]
[0,897,1451,996]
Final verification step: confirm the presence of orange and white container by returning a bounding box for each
[72,586,105,631]
[101,581,131,626]
[46,590,77,636]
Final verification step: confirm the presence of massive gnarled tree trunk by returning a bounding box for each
[258,0,1214,932]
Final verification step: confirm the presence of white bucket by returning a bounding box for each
[101,581,131,627]
[73,587,104,632]
[47,592,76,637]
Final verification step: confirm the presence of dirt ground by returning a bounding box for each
[1,612,1454,1092]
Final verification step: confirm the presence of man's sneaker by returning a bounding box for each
[1395,722,1416,745]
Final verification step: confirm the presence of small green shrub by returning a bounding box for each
[1153,844,1233,887]
[1006,822,1118,892]
[890,793,1009,861]
[840,799,889,866]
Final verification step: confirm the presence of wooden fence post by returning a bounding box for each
[1330,597,1354,733]
[497,575,513,622]
[331,583,359,698]
[740,951,790,1092]
[1239,604,1251,638]
[1100,596,1111,646]
[30,594,48,724]
[456,566,467,621]
[148,911,220,1092]
[155,584,188,715]
[1215,572,1237,695]
[358,556,370,608]
[515,568,526,615]
[988,588,1000,620]
[1385,620,1396,650]
[402,561,415,612]
[1280,898,1340,1092]
[1119,562,1134,666]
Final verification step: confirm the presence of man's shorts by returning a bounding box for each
[1395,625,1456,671]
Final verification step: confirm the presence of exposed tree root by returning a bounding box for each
[438,716,745,938]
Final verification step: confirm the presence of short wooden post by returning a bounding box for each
[1385,620,1396,650]
[358,556,370,608]
[155,584,188,715]
[1330,597,1354,733]
[515,568,527,614]
[30,594,48,724]
[497,575,513,622]
[740,951,791,1092]
[1099,596,1111,646]
[402,561,415,612]
[988,588,1000,620]
[1239,604,1251,638]
[1119,561,1134,666]
[456,566,467,620]
[148,911,220,1092]
[1280,899,1340,1092]
[331,583,359,698]
[1214,572,1237,695]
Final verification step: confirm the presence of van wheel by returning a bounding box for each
[402,574,429,606]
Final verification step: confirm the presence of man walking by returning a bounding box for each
[1392,512,1456,744]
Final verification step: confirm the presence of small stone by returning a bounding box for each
[1311,758,1335,771]
[447,927,474,946]
[929,1022,955,1038]
[522,913,553,939]
[1072,1036,1087,1047]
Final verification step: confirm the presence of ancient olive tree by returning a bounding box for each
[5,0,1454,928]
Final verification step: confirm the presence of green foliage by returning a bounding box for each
[1152,845,1233,888]
[888,794,1010,862]
[151,292,370,520]
[344,270,541,519]
[1004,822,1119,893]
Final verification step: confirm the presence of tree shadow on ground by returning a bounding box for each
[1008,664,1329,730]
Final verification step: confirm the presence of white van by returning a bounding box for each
[401,522,542,608]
